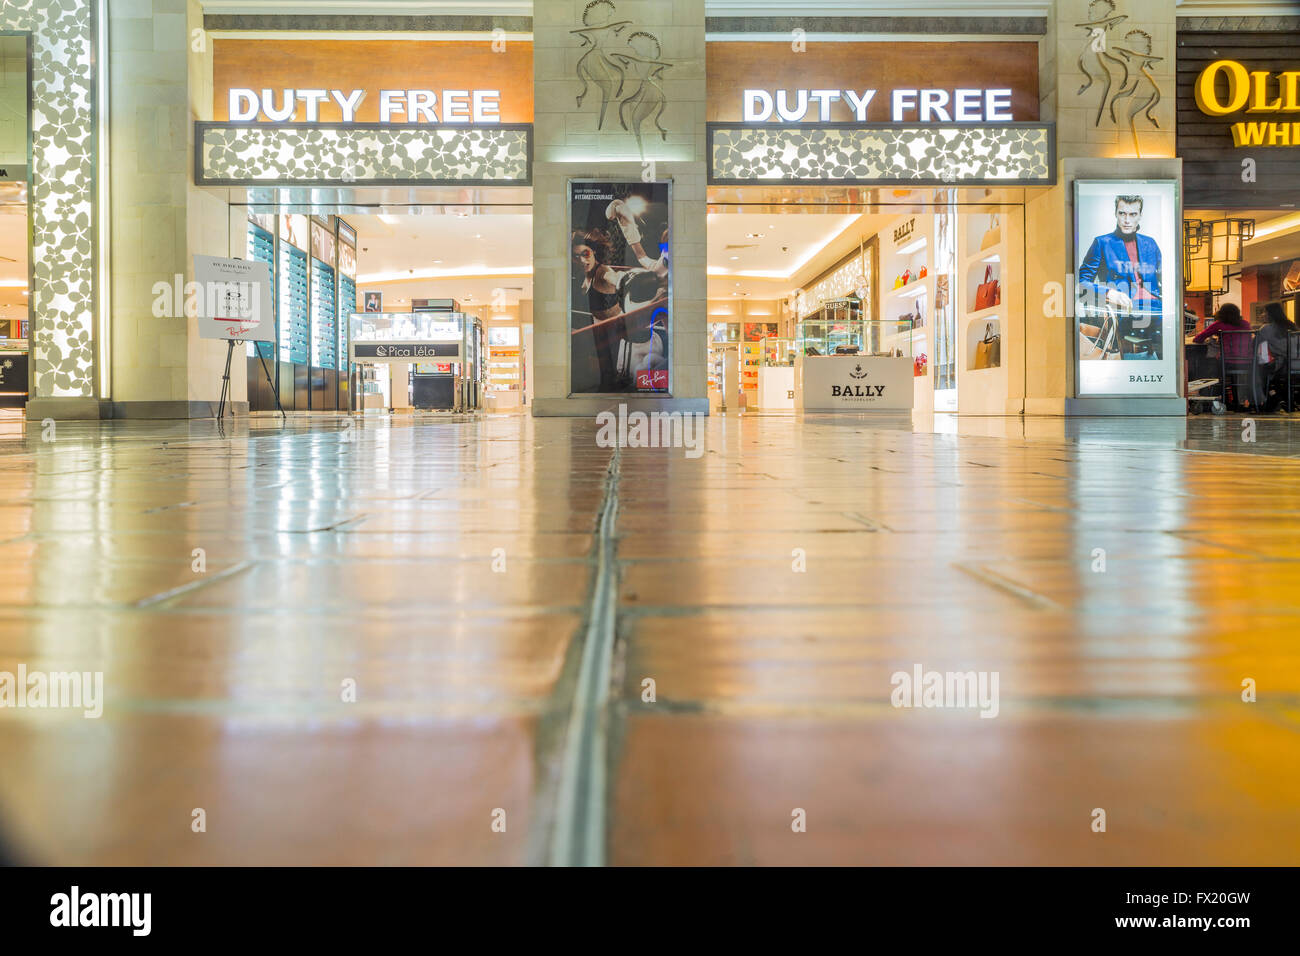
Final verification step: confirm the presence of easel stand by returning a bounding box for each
[217,339,285,421]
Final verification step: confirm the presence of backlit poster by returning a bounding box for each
[1074,180,1179,397]
[569,181,671,394]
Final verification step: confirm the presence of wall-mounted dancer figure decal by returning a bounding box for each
[1110,30,1163,153]
[1076,0,1128,101]
[613,32,672,155]
[1076,0,1130,128]
[571,0,674,157]
[572,0,633,129]
[1074,0,1164,155]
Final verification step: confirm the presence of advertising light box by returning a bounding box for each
[1074,180,1180,398]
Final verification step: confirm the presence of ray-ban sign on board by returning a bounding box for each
[192,256,274,342]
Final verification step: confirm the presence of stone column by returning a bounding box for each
[1025,0,1183,415]
[106,0,240,418]
[531,0,707,417]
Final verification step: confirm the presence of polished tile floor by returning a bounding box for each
[0,409,1298,865]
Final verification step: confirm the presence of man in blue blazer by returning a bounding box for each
[1077,194,1164,357]
[1078,195,1163,313]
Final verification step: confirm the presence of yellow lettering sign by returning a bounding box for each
[1195,59,1250,116]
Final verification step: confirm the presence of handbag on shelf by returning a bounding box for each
[973,323,1001,369]
[918,265,928,279]
[980,214,1001,251]
[893,273,905,290]
[914,352,928,377]
[975,265,1000,311]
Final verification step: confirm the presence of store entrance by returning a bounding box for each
[229,191,532,415]
[0,35,28,413]
[707,187,1029,417]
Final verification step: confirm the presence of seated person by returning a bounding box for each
[1193,303,1259,407]
[1256,302,1297,412]
[1193,303,1253,361]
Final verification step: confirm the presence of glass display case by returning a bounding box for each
[349,310,485,412]
[797,297,865,356]
[759,336,797,367]
[798,298,917,358]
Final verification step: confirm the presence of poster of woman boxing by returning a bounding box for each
[569,180,671,394]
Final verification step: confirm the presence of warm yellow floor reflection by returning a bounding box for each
[0,410,1298,865]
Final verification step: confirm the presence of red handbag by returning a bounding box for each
[975,265,1000,311]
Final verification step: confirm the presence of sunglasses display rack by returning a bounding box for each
[245,223,276,361]
[338,272,356,376]
[311,257,337,370]
[279,243,310,366]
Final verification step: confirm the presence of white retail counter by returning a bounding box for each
[756,365,795,410]
[797,354,914,411]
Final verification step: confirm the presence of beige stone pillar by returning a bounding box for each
[1024,0,1183,415]
[531,0,707,416]
[106,0,240,418]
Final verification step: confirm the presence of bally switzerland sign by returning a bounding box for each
[800,356,914,412]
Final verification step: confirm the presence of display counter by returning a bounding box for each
[792,307,916,412]
[756,336,796,410]
[798,354,914,410]
[349,310,484,412]
[0,346,27,409]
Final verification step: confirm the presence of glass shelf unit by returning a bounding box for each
[279,243,309,365]
[245,223,275,360]
[311,258,337,370]
[337,273,356,375]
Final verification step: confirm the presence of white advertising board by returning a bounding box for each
[193,255,274,342]
[1073,180,1179,398]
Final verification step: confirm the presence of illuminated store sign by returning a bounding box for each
[1193,60,1300,147]
[741,88,1015,123]
[707,40,1046,185]
[228,89,502,124]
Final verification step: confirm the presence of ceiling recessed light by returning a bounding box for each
[745,232,764,239]
[729,255,739,260]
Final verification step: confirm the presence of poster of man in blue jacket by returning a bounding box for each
[1076,193,1164,360]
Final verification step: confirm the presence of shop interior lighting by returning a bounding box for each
[1208,217,1255,265]
[1183,219,1229,295]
